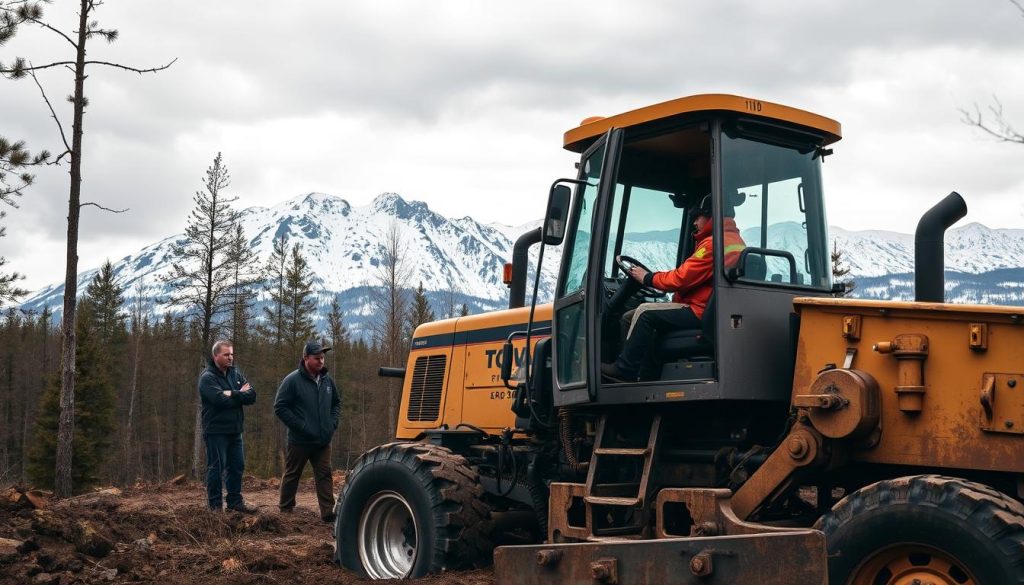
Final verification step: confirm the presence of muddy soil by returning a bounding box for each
[0,477,495,585]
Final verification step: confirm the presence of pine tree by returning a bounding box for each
[164,153,240,338]
[831,240,856,297]
[87,261,127,350]
[163,152,242,478]
[227,223,259,344]
[282,243,316,349]
[325,294,350,467]
[260,234,289,349]
[460,303,470,317]
[29,265,123,491]
[326,295,348,357]
[406,281,435,340]
[2,0,173,497]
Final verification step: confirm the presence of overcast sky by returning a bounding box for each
[2,0,1024,292]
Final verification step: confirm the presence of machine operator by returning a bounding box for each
[601,194,746,382]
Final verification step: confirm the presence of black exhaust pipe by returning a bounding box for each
[915,192,967,302]
[508,227,542,309]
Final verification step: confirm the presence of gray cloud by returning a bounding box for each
[2,0,1024,291]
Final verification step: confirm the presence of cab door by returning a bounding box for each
[552,129,622,406]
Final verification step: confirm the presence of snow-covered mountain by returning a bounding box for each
[18,191,1024,338]
[831,224,1024,277]
[19,192,559,337]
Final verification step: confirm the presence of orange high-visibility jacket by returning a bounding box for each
[650,218,745,319]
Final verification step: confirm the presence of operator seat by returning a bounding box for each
[649,255,765,381]
[655,293,716,362]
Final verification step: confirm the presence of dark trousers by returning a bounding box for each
[279,443,335,518]
[204,433,245,509]
[616,303,701,376]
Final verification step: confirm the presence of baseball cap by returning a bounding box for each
[690,194,712,218]
[304,340,332,355]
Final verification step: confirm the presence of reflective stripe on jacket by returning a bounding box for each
[650,217,745,319]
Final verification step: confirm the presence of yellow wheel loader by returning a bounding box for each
[335,94,1024,585]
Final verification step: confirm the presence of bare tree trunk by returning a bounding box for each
[360,372,367,451]
[55,2,91,498]
[371,220,411,440]
[1,362,10,482]
[123,290,144,483]
[155,421,163,481]
[192,355,206,479]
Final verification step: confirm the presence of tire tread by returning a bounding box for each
[815,474,1024,585]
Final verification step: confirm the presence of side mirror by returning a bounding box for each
[543,185,571,245]
[500,339,514,386]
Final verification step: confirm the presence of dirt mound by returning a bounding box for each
[0,480,496,584]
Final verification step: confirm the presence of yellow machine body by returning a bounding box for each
[793,297,1024,473]
[397,304,553,439]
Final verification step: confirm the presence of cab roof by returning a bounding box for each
[563,94,842,153]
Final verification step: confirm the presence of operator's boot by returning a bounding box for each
[601,362,636,383]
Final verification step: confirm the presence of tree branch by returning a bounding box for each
[959,98,1024,144]
[1,59,73,74]
[26,15,78,49]
[83,57,177,74]
[2,57,175,76]
[81,201,128,213]
[48,149,71,165]
[28,68,70,153]
[1012,0,1024,17]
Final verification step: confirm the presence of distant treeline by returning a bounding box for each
[0,246,447,492]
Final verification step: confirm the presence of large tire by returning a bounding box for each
[816,475,1024,585]
[334,442,493,579]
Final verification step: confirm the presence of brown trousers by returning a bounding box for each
[279,443,335,518]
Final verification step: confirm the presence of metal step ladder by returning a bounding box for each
[584,413,661,538]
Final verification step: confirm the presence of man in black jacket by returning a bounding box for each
[198,340,257,512]
[274,340,342,521]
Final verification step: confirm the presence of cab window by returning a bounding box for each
[603,184,683,281]
[723,135,831,290]
[603,126,711,282]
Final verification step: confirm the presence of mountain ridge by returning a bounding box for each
[19,191,1024,336]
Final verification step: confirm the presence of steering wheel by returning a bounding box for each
[615,255,666,300]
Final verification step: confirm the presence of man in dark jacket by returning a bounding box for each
[274,340,342,521]
[198,340,257,512]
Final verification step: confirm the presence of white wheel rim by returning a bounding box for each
[357,491,418,579]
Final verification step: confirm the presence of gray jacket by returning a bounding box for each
[273,362,341,446]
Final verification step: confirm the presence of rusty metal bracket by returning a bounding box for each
[730,423,828,520]
[589,558,618,584]
[980,373,1024,435]
[655,488,810,539]
[873,333,929,413]
[843,347,857,369]
[980,374,995,419]
[841,315,861,340]
[493,531,827,585]
[969,323,988,351]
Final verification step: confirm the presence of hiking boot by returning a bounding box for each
[600,362,635,383]
[321,512,337,523]
[227,501,258,514]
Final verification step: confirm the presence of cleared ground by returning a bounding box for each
[1,476,495,585]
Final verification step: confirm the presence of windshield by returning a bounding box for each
[603,183,682,280]
[721,134,831,290]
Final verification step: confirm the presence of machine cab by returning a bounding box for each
[549,95,841,407]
